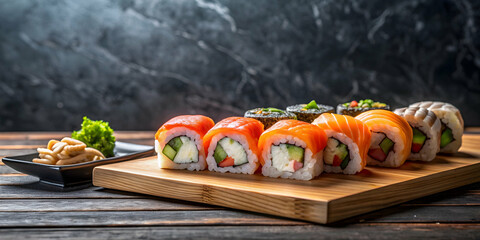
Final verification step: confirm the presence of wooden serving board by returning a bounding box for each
[93,134,480,224]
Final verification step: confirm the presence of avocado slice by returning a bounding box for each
[286,144,304,162]
[168,136,183,151]
[162,144,177,161]
[214,144,228,164]
[440,127,454,148]
[412,128,427,145]
[379,137,394,155]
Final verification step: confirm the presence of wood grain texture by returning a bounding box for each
[0,185,146,199]
[0,174,38,186]
[0,210,304,227]
[93,134,480,224]
[0,225,479,240]
[0,199,220,211]
[0,165,20,174]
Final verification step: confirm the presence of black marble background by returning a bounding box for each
[1,0,479,131]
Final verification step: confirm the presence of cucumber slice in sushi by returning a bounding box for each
[412,128,427,153]
[286,144,304,163]
[379,137,394,155]
[162,136,199,163]
[162,144,177,160]
[214,144,228,164]
[214,137,248,167]
[440,127,454,148]
[368,136,394,162]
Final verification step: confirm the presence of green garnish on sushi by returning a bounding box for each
[302,100,320,110]
[343,99,387,109]
[256,107,285,114]
[245,107,296,129]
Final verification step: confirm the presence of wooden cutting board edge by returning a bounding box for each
[93,165,329,223]
[327,161,480,222]
[93,158,480,224]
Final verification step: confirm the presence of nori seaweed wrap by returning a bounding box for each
[337,99,390,117]
[244,108,296,129]
[286,100,334,123]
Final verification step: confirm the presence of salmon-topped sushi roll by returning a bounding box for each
[204,117,264,174]
[312,113,371,174]
[356,110,413,167]
[155,115,215,171]
[258,120,327,180]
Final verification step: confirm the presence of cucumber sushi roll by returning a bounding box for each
[355,110,413,168]
[337,99,389,117]
[394,107,441,161]
[258,120,327,180]
[286,100,334,123]
[312,113,372,174]
[204,117,264,174]
[244,107,296,129]
[155,115,215,171]
[409,101,464,153]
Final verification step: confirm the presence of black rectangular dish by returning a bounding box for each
[2,141,154,188]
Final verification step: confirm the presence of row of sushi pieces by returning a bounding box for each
[154,101,464,181]
[244,99,389,128]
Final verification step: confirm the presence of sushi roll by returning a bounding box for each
[312,113,371,174]
[155,115,215,171]
[394,107,441,161]
[337,99,390,117]
[204,117,264,174]
[258,120,327,180]
[244,107,296,129]
[286,100,334,123]
[355,110,413,167]
[409,101,464,153]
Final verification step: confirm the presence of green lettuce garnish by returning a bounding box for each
[303,100,320,110]
[72,116,116,157]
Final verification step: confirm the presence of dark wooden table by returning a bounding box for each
[1,131,479,239]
